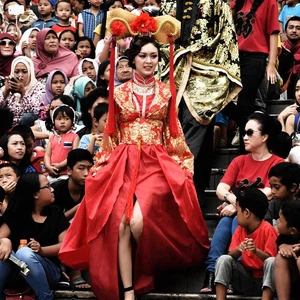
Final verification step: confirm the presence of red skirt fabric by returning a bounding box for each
[59,144,209,299]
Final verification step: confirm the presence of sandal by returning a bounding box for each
[71,277,91,291]
[199,271,215,294]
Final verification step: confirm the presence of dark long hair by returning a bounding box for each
[97,60,110,88]
[74,36,95,59]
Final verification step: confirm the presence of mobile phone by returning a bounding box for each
[8,5,24,16]
[9,77,17,83]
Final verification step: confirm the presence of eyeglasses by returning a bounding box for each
[242,129,261,137]
[0,40,16,47]
[39,183,51,190]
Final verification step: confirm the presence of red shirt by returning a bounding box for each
[231,0,279,54]
[221,154,283,190]
[229,220,278,278]
[51,24,77,36]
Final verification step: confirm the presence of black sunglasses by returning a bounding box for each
[242,129,261,137]
[0,40,15,47]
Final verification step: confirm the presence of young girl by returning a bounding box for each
[0,173,69,299]
[19,28,40,58]
[78,58,98,82]
[0,131,35,174]
[96,60,110,89]
[79,102,108,161]
[44,105,79,182]
[59,30,76,51]
[41,70,69,106]
[74,36,95,60]
[131,0,145,15]
[78,0,104,40]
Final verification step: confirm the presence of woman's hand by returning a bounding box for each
[28,238,41,253]
[8,77,26,98]
[0,238,12,260]
[69,75,83,85]
[104,34,112,46]
[21,41,31,58]
[278,104,298,122]
[46,165,59,176]
[220,203,236,217]
[266,63,277,85]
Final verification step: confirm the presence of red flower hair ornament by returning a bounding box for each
[130,13,158,35]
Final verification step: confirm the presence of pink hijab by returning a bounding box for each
[32,28,79,78]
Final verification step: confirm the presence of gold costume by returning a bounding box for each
[160,0,242,125]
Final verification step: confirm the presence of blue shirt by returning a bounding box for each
[279,4,300,30]
[31,17,58,30]
[79,9,104,40]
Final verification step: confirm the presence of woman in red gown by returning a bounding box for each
[59,36,209,300]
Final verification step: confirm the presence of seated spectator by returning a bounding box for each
[0,173,69,299]
[32,28,79,79]
[77,88,108,138]
[114,56,132,87]
[0,131,35,174]
[41,70,69,106]
[215,188,278,299]
[200,113,284,294]
[44,105,79,182]
[0,56,44,126]
[0,162,20,225]
[31,0,58,30]
[51,149,93,290]
[78,58,98,82]
[0,33,18,78]
[79,103,108,160]
[58,29,76,51]
[3,23,22,51]
[96,60,110,89]
[274,200,300,299]
[18,0,38,28]
[19,27,40,58]
[74,36,95,62]
[2,0,23,31]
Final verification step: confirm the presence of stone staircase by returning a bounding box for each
[54,99,292,299]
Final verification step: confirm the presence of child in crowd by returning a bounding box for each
[20,27,39,58]
[0,173,69,299]
[274,200,300,299]
[51,149,93,290]
[41,70,68,106]
[74,36,95,60]
[214,188,278,299]
[18,0,38,28]
[78,58,98,82]
[44,105,79,182]
[3,0,22,28]
[0,162,20,225]
[31,0,58,30]
[79,102,108,161]
[97,60,110,89]
[265,162,300,226]
[131,0,145,15]
[52,0,76,35]
[78,0,104,40]
[59,29,76,50]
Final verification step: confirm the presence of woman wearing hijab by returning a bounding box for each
[0,33,17,78]
[0,56,44,126]
[78,58,98,82]
[32,28,79,79]
[73,76,96,112]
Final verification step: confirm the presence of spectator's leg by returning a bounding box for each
[16,247,60,300]
[0,258,12,300]
[262,257,275,300]
[274,253,292,300]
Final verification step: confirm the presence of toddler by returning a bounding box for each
[31,0,58,29]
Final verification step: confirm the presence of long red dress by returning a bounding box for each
[59,73,209,299]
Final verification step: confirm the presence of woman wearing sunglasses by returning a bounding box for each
[0,173,69,300]
[0,33,17,78]
[200,112,284,294]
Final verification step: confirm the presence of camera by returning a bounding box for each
[8,5,24,16]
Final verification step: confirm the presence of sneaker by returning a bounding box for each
[231,128,240,146]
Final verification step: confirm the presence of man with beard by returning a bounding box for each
[282,16,300,97]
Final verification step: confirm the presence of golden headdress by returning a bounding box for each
[105,8,181,137]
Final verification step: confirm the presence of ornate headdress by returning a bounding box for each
[105,8,181,137]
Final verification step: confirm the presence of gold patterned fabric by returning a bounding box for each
[160,0,242,125]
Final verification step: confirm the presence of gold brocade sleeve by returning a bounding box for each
[163,117,194,174]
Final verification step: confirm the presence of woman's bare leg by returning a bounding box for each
[130,201,143,243]
[118,214,135,300]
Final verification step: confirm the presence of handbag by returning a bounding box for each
[4,285,36,300]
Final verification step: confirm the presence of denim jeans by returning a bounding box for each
[205,216,238,272]
[0,247,60,300]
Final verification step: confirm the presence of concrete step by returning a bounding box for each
[210,148,239,170]
[266,99,294,115]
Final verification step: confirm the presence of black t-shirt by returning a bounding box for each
[4,205,69,267]
[51,179,84,212]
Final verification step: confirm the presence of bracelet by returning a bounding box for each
[224,193,230,201]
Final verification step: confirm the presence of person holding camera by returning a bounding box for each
[0,56,44,126]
